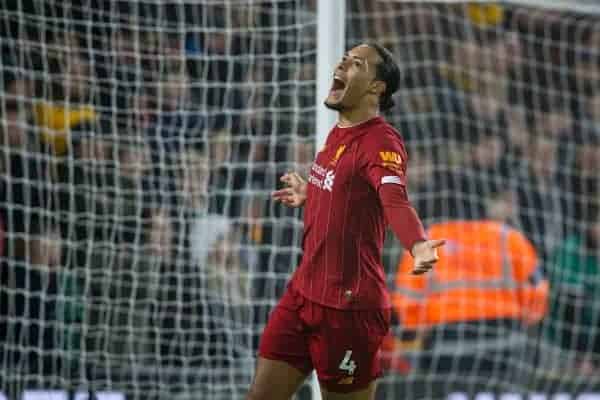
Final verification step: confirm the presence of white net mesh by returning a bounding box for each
[350,2,600,399]
[0,2,314,399]
[1,1,600,400]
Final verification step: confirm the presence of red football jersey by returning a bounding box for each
[290,116,408,310]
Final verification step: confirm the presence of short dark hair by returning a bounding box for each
[368,43,401,111]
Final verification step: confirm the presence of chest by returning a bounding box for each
[308,142,360,195]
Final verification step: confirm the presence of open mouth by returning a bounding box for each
[329,76,346,98]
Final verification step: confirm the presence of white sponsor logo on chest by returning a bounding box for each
[309,162,336,192]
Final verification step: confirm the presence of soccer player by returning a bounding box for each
[246,43,444,400]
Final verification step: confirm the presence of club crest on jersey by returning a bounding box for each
[329,144,346,166]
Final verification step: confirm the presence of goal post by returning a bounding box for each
[316,0,346,151]
[311,3,346,398]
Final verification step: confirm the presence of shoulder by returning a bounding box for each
[368,119,404,143]
[360,121,407,156]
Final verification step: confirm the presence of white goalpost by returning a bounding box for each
[316,0,346,150]
[310,2,346,398]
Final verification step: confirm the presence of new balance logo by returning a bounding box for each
[323,170,335,192]
[338,376,354,385]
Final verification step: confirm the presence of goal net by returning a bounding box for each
[349,2,600,399]
[0,1,599,400]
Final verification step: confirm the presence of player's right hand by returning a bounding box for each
[271,172,307,208]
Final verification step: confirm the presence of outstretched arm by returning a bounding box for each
[379,183,444,274]
[271,172,307,208]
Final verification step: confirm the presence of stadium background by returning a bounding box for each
[1,1,600,399]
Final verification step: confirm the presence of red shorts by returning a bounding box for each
[258,285,391,393]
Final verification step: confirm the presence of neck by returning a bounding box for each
[337,105,379,128]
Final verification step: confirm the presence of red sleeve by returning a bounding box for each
[361,130,408,191]
[359,128,425,250]
[379,183,427,252]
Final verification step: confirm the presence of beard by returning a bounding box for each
[324,99,344,111]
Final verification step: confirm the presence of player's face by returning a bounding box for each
[324,45,381,111]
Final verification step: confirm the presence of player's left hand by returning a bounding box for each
[410,239,445,275]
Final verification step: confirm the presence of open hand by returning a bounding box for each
[410,239,445,275]
[271,172,307,208]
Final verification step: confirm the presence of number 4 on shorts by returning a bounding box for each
[338,350,357,375]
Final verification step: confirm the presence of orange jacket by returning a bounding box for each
[392,220,549,329]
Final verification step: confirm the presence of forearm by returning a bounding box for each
[379,184,427,252]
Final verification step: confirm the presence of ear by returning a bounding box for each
[369,80,386,97]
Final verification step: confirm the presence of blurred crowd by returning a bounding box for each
[0,1,316,394]
[0,1,599,396]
